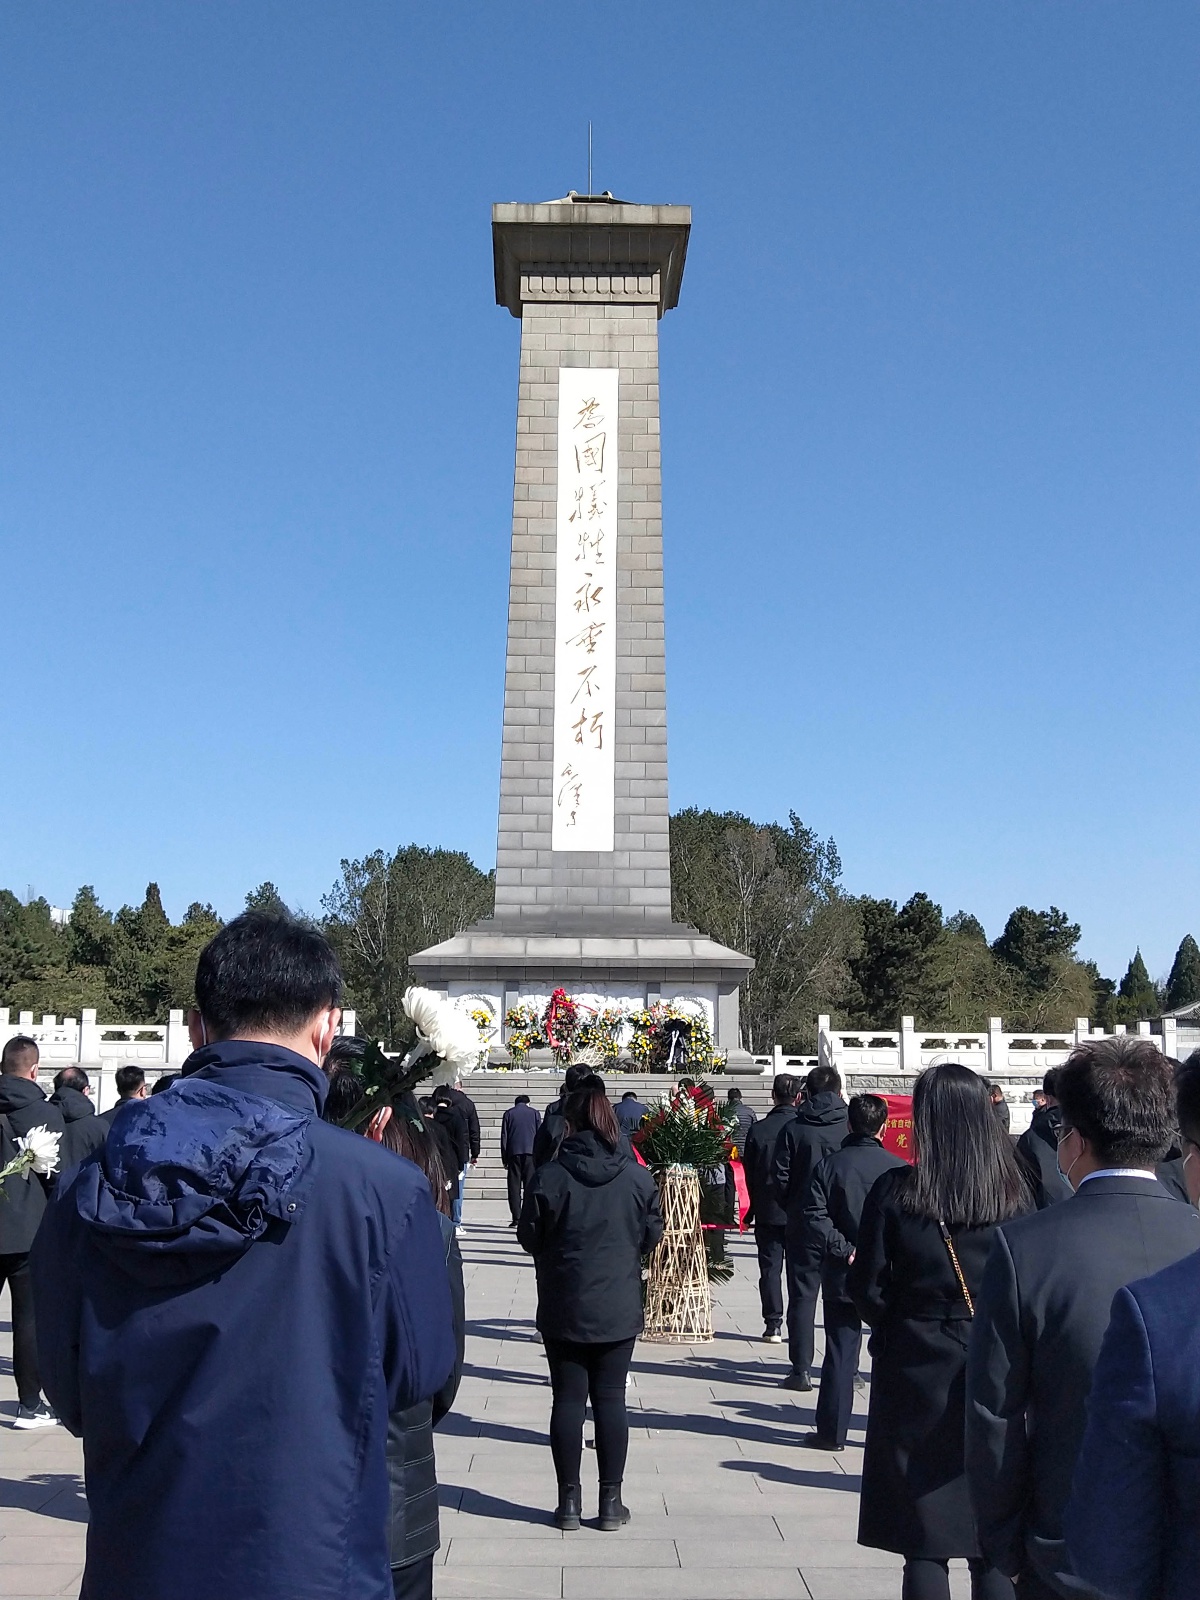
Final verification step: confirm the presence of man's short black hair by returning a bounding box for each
[621,1090,638,1100]
[1176,1051,1200,1146]
[194,912,342,1040]
[727,1086,743,1101]
[515,1093,530,1104]
[1042,1067,1061,1099]
[53,1066,89,1093]
[0,1036,38,1074]
[324,1034,365,1072]
[806,1064,841,1096]
[115,1065,146,1098]
[772,1073,798,1104]
[1057,1037,1175,1167]
[848,1093,888,1138]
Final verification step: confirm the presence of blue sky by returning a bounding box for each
[2,3,1197,984]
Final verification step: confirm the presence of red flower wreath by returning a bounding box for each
[544,988,578,1056]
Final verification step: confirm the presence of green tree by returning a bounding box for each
[245,882,290,916]
[323,846,495,1044]
[992,906,1081,989]
[1114,950,1160,1023]
[921,912,1016,1029]
[1166,935,1200,1011]
[846,893,944,1025]
[0,893,70,1014]
[669,808,857,1053]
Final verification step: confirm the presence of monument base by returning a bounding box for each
[410,918,754,1068]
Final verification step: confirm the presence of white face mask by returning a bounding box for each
[1056,1131,1082,1192]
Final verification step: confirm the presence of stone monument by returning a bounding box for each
[410,192,754,1068]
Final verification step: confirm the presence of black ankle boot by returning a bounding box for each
[598,1482,630,1531]
[554,1483,581,1531]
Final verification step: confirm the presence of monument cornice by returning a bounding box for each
[492,194,691,318]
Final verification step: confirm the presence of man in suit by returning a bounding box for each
[614,1090,648,1136]
[803,1093,906,1450]
[97,1065,148,1130]
[741,1075,799,1344]
[773,1066,850,1389]
[723,1087,756,1155]
[966,1036,1200,1599]
[1014,1068,1072,1209]
[1062,1048,1200,1600]
[500,1094,541,1227]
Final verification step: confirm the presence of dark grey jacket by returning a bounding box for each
[805,1133,906,1286]
[966,1174,1200,1594]
[48,1086,107,1173]
[0,1075,66,1253]
[773,1093,850,1239]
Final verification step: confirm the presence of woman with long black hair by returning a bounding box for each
[518,1080,663,1532]
[363,1098,465,1600]
[848,1062,1030,1600]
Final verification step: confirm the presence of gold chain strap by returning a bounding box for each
[937,1220,975,1318]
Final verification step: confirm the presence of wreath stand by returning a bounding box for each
[642,1165,713,1343]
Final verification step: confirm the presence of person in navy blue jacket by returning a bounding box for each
[1064,1050,1200,1600]
[30,913,457,1600]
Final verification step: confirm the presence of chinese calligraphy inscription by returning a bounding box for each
[552,366,618,851]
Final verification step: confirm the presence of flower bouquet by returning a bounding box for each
[0,1127,61,1190]
[337,987,483,1132]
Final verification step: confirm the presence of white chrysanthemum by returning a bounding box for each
[17,1126,61,1177]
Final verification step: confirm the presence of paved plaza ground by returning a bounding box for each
[0,1199,978,1599]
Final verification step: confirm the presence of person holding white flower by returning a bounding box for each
[0,1034,64,1429]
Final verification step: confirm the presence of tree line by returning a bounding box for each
[3,810,1198,1052]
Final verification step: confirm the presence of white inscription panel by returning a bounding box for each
[552,365,618,852]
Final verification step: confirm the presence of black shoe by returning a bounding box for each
[12,1400,57,1431]
[779,1370,813,1392]
[554,1483,582,1531]
[801,1432,844,1452]
[598,1482,630,1531]
[507,1220,519,1228]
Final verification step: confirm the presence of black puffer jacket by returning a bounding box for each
[518,1130,663,1342]
[387,1212,465,1570]
[772,1092,850,1238]
[0,1075,66,1253]
[48,1086,107,1173]
[742,1105,796,1228]
[1014,1105,1071,1210]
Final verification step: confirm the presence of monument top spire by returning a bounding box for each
[492,195,691,318]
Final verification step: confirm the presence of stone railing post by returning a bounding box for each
[1163,1016,1178,1059]
[899,1016,918,1073]
[987,1017,1005,1077]
[79,1009,101,1064]
[341,1009,357,1037]
[817,1014,833,1071]
[166,1009,190,1064]
[1074,1017,1091,1046]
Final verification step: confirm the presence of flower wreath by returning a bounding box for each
[544,987,578,1056]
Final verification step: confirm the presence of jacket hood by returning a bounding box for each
[0,1076,48,1114]
[49,1086,95,1124]
[557,1129,631,1186]
[74,1042,320,1286]
[797,1092,847,1127]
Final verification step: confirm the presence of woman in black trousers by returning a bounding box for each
[518,1080,663,1531]
[848,1063,1030,1600]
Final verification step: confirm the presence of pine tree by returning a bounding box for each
[1166,935,1200,1011]
[1116,950,1160,1022]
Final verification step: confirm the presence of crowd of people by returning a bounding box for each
[1,911,1198,1599]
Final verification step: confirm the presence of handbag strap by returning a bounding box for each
[937,1220,975,1318]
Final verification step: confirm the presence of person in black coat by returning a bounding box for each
[97,1065,148,1129]
[849,1062,1029,1600]
[362,1100,465,1600]
[723,1087,756,1154]
[741,1074,799,1341]
[518,1082,663,1533]
[0,1035,65,1427]
[1013,1069,1071,1210]
[500,1094,542,1225]
[533,1063,593,1166]
[966,1036,1200,1600]
[49,1067,108,1172]
[432,1088,470,1173]
[772,1066,849,1387]
[803,1093,907,1450]
[1063,1049,1200,1600]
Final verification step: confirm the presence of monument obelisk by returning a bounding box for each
[411,192,754,1066]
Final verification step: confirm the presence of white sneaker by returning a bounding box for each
[455,1226,466,1237]
[762,1328,783,1344]
[13,1401,57,1430]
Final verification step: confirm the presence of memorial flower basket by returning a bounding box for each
[635,1087,738,1342]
